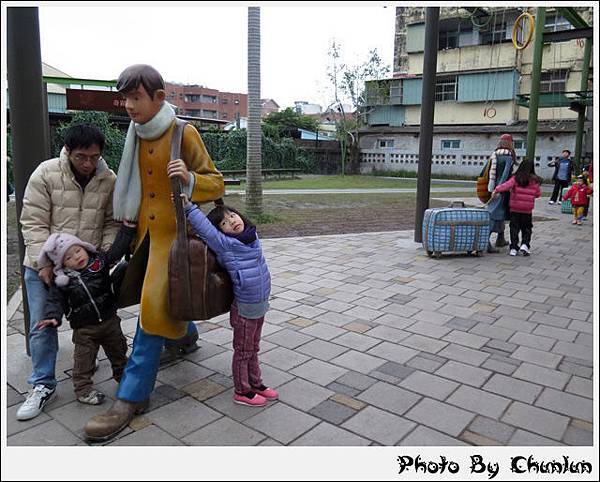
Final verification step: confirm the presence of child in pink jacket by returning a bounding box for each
[563,175,593,225]
[493,159,542,256]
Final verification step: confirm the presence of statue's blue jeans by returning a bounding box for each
[116,320,197,402]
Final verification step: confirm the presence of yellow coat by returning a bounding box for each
[123,121,224,339]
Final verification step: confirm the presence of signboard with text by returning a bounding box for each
[66,89,127,115]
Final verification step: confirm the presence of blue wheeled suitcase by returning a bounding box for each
[422,201,490,258]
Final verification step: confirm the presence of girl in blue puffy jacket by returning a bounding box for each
[182,196,278,407]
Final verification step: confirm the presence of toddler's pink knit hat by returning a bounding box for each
[38,233,96,286]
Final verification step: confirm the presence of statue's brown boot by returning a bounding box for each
[84,398,148,442]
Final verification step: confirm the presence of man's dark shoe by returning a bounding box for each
[84,399,148,443]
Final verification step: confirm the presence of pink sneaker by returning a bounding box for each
[233,392,267,407]
[252,385,279,400]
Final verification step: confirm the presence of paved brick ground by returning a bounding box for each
[6,198,594,446]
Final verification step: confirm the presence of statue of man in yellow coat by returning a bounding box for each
[85,64,225,442]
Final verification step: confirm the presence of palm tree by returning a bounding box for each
[246,6,262,216]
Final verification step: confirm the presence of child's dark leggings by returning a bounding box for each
[230,303,264,395]
[509,212,533,250]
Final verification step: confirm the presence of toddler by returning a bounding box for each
[37,222,136,404]
[563,175,593,225]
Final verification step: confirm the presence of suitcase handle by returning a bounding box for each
[448,201,466,208]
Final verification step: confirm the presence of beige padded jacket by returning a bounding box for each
[20,149,120,270]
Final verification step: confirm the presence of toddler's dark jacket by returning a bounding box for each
[43,225,136,329]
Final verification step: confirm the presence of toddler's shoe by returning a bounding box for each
[558,201,562,205]
[572,220,578,224]
[577,220,583,225]
[548,200,555,205]
[509,249,518,256]
[233,392,267,407]
[519,244,530,256]
[252,384,279,401]
[78,389,106,405]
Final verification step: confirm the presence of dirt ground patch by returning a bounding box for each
[222,192,429,238]
[4,192,477,299]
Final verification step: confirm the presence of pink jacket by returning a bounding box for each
[494,177,541,214]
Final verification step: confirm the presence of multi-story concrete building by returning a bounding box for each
[165,82,247,121]
[294,101,323,115]
[361,7,593,179]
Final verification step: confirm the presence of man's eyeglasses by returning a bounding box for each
[72,153,101,163]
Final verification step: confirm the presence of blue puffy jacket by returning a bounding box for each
[185,205,271,304]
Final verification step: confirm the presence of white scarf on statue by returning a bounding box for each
[113,102,175,221]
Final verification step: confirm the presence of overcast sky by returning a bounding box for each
[36,4,396,110]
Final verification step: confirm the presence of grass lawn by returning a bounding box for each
[230,175,468,190]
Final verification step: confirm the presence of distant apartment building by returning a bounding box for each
[261,98,280,118]
[165,82,247,121]
[294,101,323,115]
[361,7,593,178]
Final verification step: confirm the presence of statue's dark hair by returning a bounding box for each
[116,64,165,98]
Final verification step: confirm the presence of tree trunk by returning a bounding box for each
[349,141,361,174]
[246,6,262,215]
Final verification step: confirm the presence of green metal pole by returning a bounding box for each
[574,38,592,173]
[526,7,546,163]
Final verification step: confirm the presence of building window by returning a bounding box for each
[185,94,202,103]
[513,140,527,150]
[390,80,402,104]
[234,99,240,105]
[481,21,508,44]
[441,139,460,149]
[435,76,457,101]
[186,109,202,117]
[221,98,228,104]
[544,13,572,32]
[438,30,458,50]
[378,139,394,148]
[540,70,568,93]
[222,113,228,119]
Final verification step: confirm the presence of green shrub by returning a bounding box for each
[53,111,126,172]
[7,115,313,182]
[199,128,314,173]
